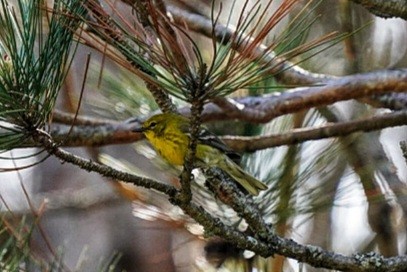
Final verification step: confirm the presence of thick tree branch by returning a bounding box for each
[47,122,142,147]
[52,109,117,126]
[200,69,407,123]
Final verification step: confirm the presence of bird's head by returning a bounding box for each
[133,113,186,139]
[134,114,164,136]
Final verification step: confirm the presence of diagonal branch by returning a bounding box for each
[177,195,407,271]
[166,4,407,110]
[32,130,176,196]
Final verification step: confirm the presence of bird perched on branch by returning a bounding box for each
[133,113,267,195]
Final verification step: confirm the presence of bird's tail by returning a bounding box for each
[221,157,268,196]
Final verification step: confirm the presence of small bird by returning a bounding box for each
[133,113,267,195]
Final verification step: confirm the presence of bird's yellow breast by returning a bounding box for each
[144,130,188,165]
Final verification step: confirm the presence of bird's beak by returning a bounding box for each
[132,126,145,133]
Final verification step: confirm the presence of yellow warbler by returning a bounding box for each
[134,113,267,195]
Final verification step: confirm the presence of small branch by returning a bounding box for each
[177,96,205,203]
[222,111,407,152]
[174,199,271,256]
[204,168,270,236]
[350,0,407,20]
[22,122,142,147]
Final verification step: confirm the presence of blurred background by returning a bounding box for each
[1,0,407,271]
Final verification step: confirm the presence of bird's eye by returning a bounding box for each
[149,121,157,129]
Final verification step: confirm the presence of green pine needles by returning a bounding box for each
[0,0,85,152]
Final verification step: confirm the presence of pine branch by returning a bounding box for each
[0,0,85,152]
[29,116,407,271]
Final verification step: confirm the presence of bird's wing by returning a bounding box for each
[179,122,241,164]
